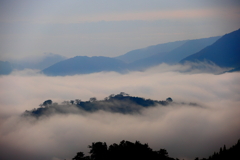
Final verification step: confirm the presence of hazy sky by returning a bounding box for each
[0,0,240,60]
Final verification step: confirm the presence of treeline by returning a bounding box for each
[195,139,240,160]
[23,92,173,117]
[72,139,240,160]
[72,140,175,160]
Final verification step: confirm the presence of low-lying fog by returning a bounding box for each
[0,63,240,160]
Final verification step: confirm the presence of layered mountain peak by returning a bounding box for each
[180,28,240,68]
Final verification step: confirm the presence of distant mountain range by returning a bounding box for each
[42,56,127,76]
[116,36,220,64]
[2,29,239,76]
[41,33,225,76]
[127,36,220,70]
[0,53,66,75]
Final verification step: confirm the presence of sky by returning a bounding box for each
[0,0,240,60]
[0,65,240,160]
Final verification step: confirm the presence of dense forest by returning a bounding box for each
[71,139,240,160]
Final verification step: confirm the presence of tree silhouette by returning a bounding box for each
[72,152,85,160]
[89,142,108,160]
[199,139,240,160]
[42,99,52,106]
[158,148,169,157]
[70,100,74,105]
[72,140,175,160]
[89,97,97,102]
[71,139,240,160]
[166,97,173,102]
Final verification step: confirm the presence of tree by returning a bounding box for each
[158,149,168,157]
[89,142,108,160]
[223,144,226,151]
[70,100,75,105]
[72,152,85,160]
[119,92,129,96]
[42,100,52,106]
[166,97,173,102]
[219,147,223,153]
[108,94,115,99]
[89,97,97,102]
[75,99,81,105]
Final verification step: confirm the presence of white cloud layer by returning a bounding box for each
[0,65,240,160]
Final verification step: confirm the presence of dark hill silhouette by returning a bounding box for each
[0,61,13,75]
[23,92,175,118]
[42,56,127,76]
[180,28,240,69]
[128,36,220,70]
[72,140,175,160]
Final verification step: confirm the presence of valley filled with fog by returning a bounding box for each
[0,64,239,160]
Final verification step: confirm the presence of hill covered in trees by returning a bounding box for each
[23,92,175,118]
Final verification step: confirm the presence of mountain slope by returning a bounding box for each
[11,53,66,70]
[42,56,127,76]
[159,36,221,64]
[128,36,220,70]
[115,40,187,63]
[180,28,240,68]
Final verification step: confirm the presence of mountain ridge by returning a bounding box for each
[40,29,240,76]
[180,28,240,68]
[127,36,220,70]
[42,56,127,76]
[115,40,188,63]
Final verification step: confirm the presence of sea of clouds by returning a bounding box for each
[0,63,240,160]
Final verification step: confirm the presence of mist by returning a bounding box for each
[0,64,239,160]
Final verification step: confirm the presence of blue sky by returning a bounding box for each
[0,0,240,60]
